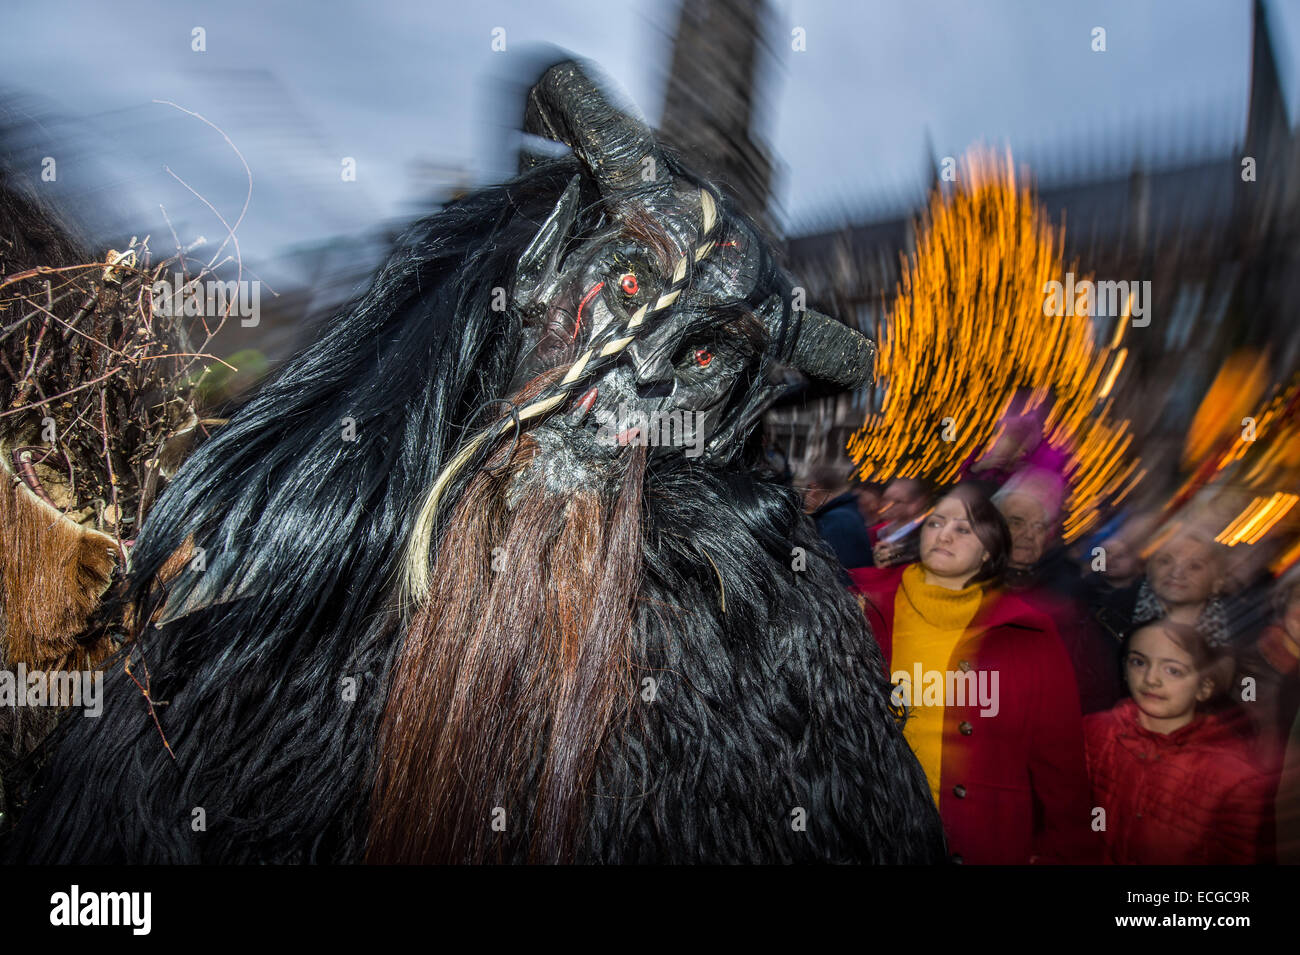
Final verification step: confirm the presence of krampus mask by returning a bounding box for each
[398,61,874,600]
[6,60,944,864]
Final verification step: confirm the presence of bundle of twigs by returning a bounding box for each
[0,230,235,679]
[0,102,254,820]
[0,239,231,550]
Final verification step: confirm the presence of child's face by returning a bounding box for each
[1125,625,1213,725]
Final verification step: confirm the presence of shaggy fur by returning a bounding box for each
[369,430,648,864]
[586,460,944,862]
[4,160,582,863]
[373,432,945,863]
[1,125,117,675]
[0,477,117,672]
[5,154,946,864]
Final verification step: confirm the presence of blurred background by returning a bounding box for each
[2,0,1300,576]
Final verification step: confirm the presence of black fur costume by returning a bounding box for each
[5,61,945,864]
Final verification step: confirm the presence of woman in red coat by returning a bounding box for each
[849,484,1095,864]
[1085,619,1274,864]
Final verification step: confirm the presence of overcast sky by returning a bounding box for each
[2,0,1298,279]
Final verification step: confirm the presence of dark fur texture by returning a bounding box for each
[5,155,945,863]
[4,160,584,863]
[372,442,946,863]
[583,461,944,863]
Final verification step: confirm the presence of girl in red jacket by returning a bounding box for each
[1084,619,1273,864]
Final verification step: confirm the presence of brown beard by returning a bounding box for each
[367,420,647,863]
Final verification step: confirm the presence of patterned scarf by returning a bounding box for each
[1132,579,1231,647]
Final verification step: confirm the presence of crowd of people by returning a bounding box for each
[802,441,1300,865]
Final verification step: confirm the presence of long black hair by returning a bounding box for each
[6,156,602,862]
[6,150,947,864]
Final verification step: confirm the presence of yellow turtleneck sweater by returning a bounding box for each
[891,563,984,806]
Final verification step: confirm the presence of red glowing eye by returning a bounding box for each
[695,349,713,367]
[619,273,639,295]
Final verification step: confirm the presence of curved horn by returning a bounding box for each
[792,309,877,388]
[759,296,876,389]
[524,59,665,199]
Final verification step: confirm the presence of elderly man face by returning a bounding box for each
[996,492,1053,569]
